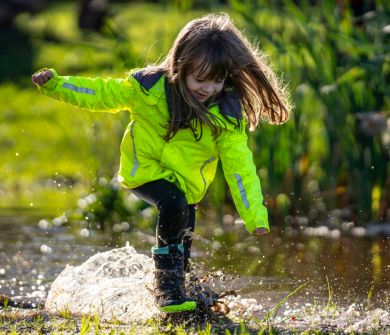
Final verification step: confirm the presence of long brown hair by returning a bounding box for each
[147,13,291,141]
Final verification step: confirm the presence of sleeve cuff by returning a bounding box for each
[246,221,270,234]
[34,68,60,91]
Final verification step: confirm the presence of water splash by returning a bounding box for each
[44,244,390,333]
[45,244,161,322]
[225,296,390,333]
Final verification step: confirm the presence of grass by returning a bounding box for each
[255,282,308,324]
[0,310,301,335]
[0,281,320,335]
[1,277,389,334]
[0,309,275,335]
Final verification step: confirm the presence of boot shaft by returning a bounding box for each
[151,243,196,312]
[152,243,185,271]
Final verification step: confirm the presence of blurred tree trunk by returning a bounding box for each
[0,0,45,28]
[78,0,109,32]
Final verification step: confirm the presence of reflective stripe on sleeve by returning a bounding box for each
[62,83,95,95]
[130,122,139,177]
[234,173,250,209]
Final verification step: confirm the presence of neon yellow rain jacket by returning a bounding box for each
[36,68,269,234]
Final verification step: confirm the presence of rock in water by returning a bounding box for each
[45,245,161,322]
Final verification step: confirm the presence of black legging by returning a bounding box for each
[131,179,195,260]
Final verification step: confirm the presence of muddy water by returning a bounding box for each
[0,214,389,330]
[199,228,390,310]
[0,215,110,307]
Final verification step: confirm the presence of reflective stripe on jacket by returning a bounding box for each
[36,68,269,233]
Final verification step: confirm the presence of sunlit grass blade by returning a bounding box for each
[252,282,309,326]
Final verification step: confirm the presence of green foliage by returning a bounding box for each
[59,177,152,232]
[0,3,209,220]
[0,1,388,229]
[231,0,390,225]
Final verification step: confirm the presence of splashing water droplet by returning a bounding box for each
[80,228,90,237]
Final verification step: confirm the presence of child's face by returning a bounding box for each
[185,68,225,102]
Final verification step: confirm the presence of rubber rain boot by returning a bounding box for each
[152,243,196,313]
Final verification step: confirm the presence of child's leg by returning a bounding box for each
[133,181,196,270]
[131,179,190,247]
[183,205,195,272]
[131,179,196,312]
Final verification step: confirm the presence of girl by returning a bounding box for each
[32,13,291,313]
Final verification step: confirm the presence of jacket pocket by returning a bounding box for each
[130,121,139,177]
[200,156,216,194]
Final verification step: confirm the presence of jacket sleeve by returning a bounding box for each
[35,68,137,112]
[216,126,269,234]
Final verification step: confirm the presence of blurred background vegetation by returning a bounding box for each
[0,0,389,233]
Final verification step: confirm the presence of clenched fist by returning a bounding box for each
[32,69,53,86]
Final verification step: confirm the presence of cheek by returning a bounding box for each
[185,77,197,91]
[215,83,224,93]
[184,77,191,90]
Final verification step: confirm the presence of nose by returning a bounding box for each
[201,82,216,94]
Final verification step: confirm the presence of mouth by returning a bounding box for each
[193,91,210,101]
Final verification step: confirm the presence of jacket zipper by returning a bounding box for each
[200,156,216,194]
[130,121,139,177]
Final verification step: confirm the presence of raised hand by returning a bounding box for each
[32,69,53,86]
